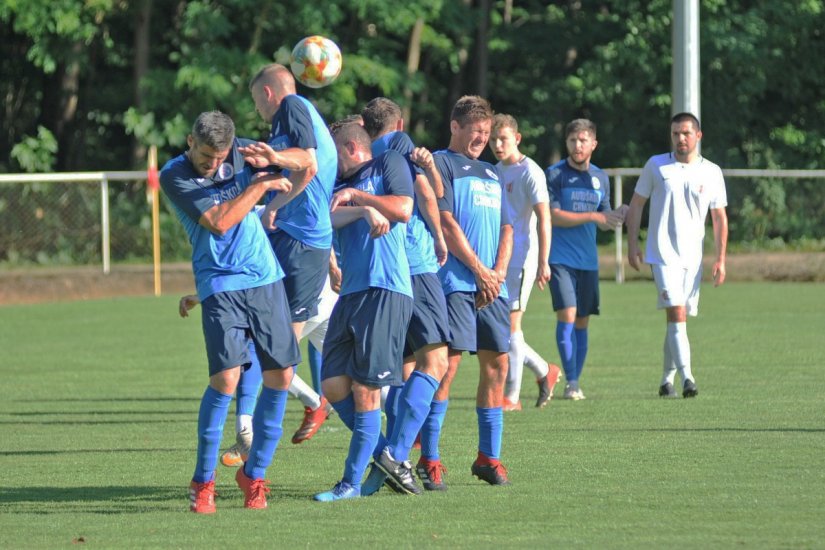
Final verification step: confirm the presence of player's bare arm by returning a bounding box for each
[493,223,514,283]
[440,209,499,307]
[410,147,445,198]
[178,294,200,318]
[328,250,342,293]
[551,207,623,231]
[625,193,648,271]
[199,172,291,236]
[534,201,552,289]
[711,206,728,287]
[330,187,412,223]
[238,141,315,173]
[413,173,448,265]
[331,205,390,238]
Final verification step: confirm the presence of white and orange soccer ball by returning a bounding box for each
[290,35,342,88]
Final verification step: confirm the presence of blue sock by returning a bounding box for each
[477,406,503,459]
[331,394,356,431]
[420,399,448,461]
[343,409,381,489]
[193,386,232,483]
[389,372,439,462]
[236,344,262,417]
[575,328,589,381]
[244,386,288,480]
[556,322,577,382]
[308,343,323,394]
[384,385,401,444]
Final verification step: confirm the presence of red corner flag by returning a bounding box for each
[147,145,159,191]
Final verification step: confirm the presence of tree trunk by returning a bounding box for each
[475,0,491,98]
[403,17,424,124]
[131,0,152,168]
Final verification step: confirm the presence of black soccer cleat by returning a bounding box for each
[682,379,699,398]
[659,382,678,398]
[375,447,422,495]
[471,453,511,486]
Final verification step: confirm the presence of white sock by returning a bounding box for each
[288,374,322,410]
[380,385,390,408]
[666,322,693,384]
[522,342,550,379]
[236,414,253,434]
[661,337,677,386]
[506,331,526,402]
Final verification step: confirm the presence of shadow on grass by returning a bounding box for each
[10,397,200,403]
[5,410,193,416]
[0,447,190,457]
[0,419,195,426]
[0,485,185,514]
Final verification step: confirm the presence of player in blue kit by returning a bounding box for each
[313,122,414,501]
[429,95,514,486]
[358,98,451,494]
[160,111,301,513]
[546,119,626,400]
[236,64,337,443]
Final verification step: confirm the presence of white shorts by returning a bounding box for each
[506,248,539,312]
[651,263,702,317]
[300,275,337,350]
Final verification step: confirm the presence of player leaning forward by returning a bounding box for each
[626,112,728,398]
[161,111,301,513]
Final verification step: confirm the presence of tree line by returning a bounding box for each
[2,0,824,247]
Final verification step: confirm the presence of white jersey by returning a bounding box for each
[635,153,727,268]
[497,156,549,270]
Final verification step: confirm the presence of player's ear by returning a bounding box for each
[187,134,194,148]
[396,119,404,132]
[515,132,522,146]
[450,120,459,135]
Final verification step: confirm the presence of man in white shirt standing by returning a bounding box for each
[490,114,561,410]
[626,112,729,398]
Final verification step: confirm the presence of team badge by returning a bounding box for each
[591,176,601,190]
[214,163,235,182]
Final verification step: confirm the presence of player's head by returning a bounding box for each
[564,118,598,170]
[449,95,493,160]
[361,97,403,140]
[330,120,373,178]
[329,114,364,134]
[670,112,702,162]
[249,64,296,122]
[186,111,235,178]
[490,113,522,163]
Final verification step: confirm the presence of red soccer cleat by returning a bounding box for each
[292,396,330,444]
[416,457,448,491]
[502,397,522,412]
[235,466,270,509]
[471,451,511,486]
[189,480,216,514]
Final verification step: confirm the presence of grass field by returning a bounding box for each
[1,281,823,548]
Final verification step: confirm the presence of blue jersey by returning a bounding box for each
[265,94,337,249]
[546,159,612,270]
[335,150,414,298]
[160,138,283,301]
[435,149,511,299]
[371,131,439,276]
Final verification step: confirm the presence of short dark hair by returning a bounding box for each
[361,97,402,139]
[671,112,701,131]
[565,118,597,139]
[328,114,364,134]
[330,119,372,151]
[191,111,235,150]
[248,63,295,92]
[492,113,518,134]
[450,95,493,127]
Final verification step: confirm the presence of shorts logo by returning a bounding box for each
[294,307,307,315]
[377,371,391,379]
[591,176,601,190]
[661,290,670,301]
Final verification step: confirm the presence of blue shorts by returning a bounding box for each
[549,264,600,316]
[445,292,510,354]
[201,281,301,376]
[269,231,330,322]
[321,288,413,387]
[403,272,451,358]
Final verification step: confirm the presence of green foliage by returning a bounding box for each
[10,126,58,172]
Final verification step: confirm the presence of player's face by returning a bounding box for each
[186,137,230,178]
[565,131,597,169]
[451,119,492,160]
[251,84,277,122]
[490,127,520,163]
[671,120,702,161]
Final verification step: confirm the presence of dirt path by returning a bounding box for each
[1,252,823,306]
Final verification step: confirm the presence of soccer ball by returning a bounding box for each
[290,35,342,88]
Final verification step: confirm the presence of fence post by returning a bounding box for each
[614,174,624,283]
[101,176,111,274]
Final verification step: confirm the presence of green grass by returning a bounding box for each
[1,282,824,548]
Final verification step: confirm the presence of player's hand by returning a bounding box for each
[363,206,390,238]
[627,242,644,271]
[261,203,279,231]
[535,262,551,290]
[329,263,342,294]
[410,147,434,170]
[434,235,448,267]
[253,171,291,194]
[616,204,630,221]
[239,142,278,168]
[179,294,200,318]
[712,260,726,287]
[330,188,358,211]
[597,210,625,231]
[474,266,499,308]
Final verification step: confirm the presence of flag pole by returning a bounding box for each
[148,145,162,297]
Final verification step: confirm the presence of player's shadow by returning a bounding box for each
[0,447,190,457]
[0,485,185,515]
[11,397,199,403]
